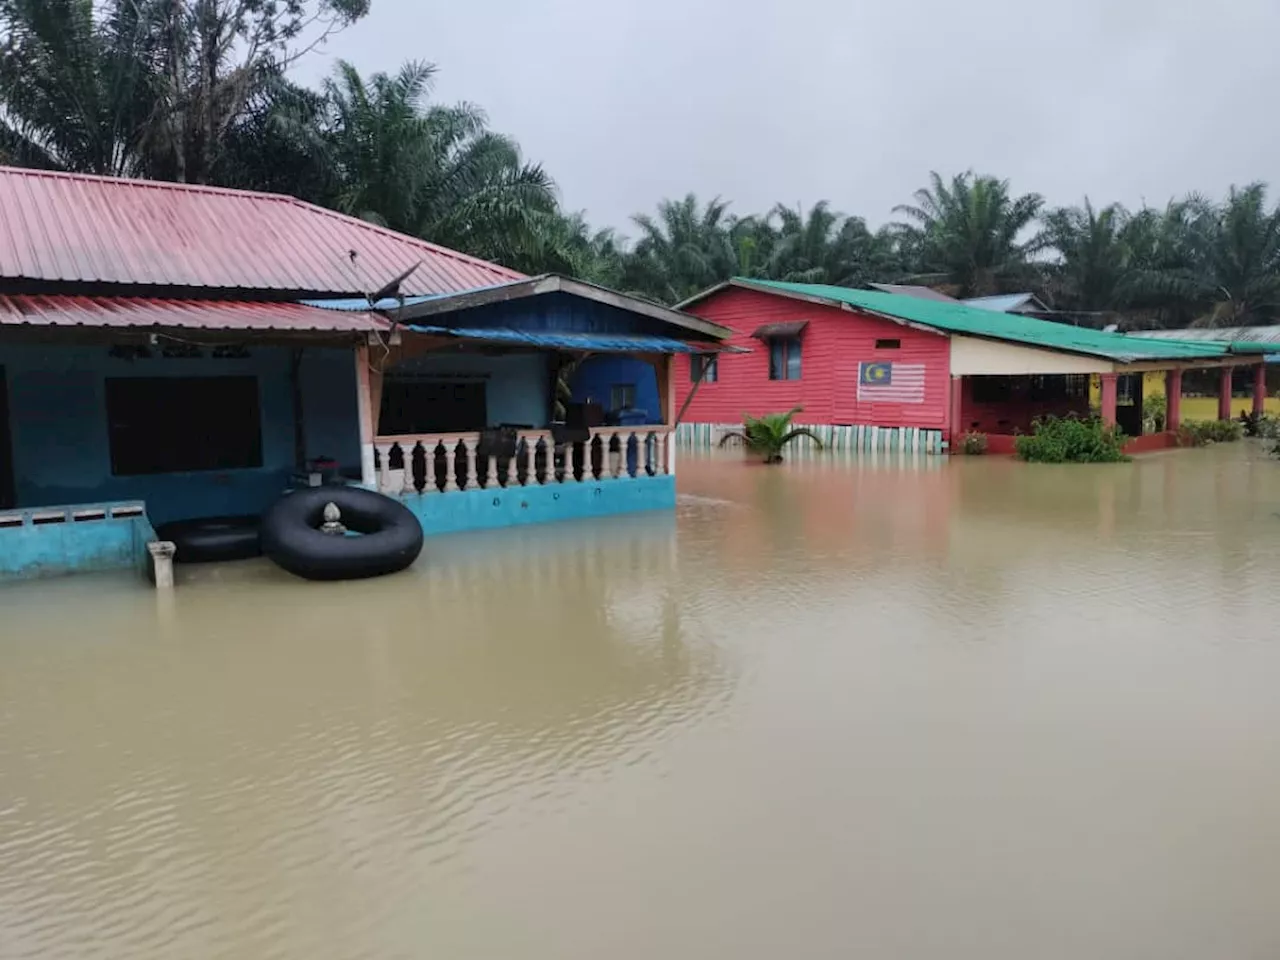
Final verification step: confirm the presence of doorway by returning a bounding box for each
[0,367,14,509]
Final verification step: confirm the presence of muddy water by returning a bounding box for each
[3,443,1280,959]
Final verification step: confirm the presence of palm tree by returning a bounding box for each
[1123,186,1280,327]
[764,201,905,287]
[718,408,823,463]
[626,194,740,303]
[1040,198,1130,314]
[0,0,159,175]
[892,171,1047,297]
[306,60,561,269]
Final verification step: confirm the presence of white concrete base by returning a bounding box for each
[147,540,177,589]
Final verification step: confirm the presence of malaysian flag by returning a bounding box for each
[857,362,926,403]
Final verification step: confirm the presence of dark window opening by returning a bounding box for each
[691,354,718,383]
[378,377,487,435]
[768,337,802,381]
[610,383,637,411]
[875,338,901,350]
[970,376,1012,404]
[106,376,262,475]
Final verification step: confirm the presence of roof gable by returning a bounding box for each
[0,166,522,297]
[687,279,1237,363]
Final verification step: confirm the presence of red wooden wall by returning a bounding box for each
[676,287,951,430]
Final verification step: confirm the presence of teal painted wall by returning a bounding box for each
[385,351,550,427]
[0,502,157,581]
[0,345,359,524]
[401,475,676,535]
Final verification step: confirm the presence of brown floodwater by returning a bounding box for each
[3,443,1280,959]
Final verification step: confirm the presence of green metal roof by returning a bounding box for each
[727,279,1238,363]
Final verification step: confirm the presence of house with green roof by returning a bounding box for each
[672,279,1269,454]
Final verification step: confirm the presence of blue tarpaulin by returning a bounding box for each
[404,325,705,353]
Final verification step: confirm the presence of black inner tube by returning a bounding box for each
[155,515,261,564]
[260,486,424,581]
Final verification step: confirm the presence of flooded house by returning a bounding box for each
[670,279,1271,454]
[0,167,728,581]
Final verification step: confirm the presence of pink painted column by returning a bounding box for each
[1253,362,1268,417]
[1099,373,1118,427]
[1218,367,1234,421]
[948,376,964,444]
[1165,369,1182,432]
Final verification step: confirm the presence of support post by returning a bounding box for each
[1100,373,1118,428]
[1218,367,1234,421]
[148,540,176,590]
[948,376,964,445]
[1253,362,1267,418]
[354,343,376,487]
[1165,369,1182,432]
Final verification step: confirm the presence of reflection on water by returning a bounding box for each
[4,444,1280,958]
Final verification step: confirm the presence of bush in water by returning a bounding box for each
[1014,415,1129,463]
[1178,419,1244,446]
[960,431,988,455]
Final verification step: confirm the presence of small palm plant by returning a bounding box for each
[718,407,823,463]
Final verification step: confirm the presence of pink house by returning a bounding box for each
[674,279,1269,454]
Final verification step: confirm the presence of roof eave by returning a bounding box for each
[392,274,731,341]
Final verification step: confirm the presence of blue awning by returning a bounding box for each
[404,325,709,353]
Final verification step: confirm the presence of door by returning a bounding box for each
[0,367,14,508]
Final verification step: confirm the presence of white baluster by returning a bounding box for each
[464,438,478,491]
[375,442,391,493]
[485,444,499,489]
[507,439,523,487]
[443,442,458,493]
[530,436,545,485]
[610,432,623,479]
[403,442,420,495]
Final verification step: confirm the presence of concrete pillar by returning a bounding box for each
[1218,367,1234,421]
[1165,369,1182,432]
[948,376,964,444]
[354,342,376,487]
[1099,373,1118,427]
[1253,363,1268,417]
[148,540,176,589]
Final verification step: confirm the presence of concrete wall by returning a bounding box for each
[0,344,359,524]
[0,501,157,581]
[400,474,676,535]
[384,352,551,428]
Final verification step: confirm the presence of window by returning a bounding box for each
[379,377,487,434]
[106,377,262,475]
[875,338,901,350]
[970,377,1012,404]
[610,383,637,411]
[768,337,802,381]
[691,354,718,383]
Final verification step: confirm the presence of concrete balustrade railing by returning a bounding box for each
[372,425,672,496]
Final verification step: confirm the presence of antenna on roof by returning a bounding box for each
[368,261,421,307]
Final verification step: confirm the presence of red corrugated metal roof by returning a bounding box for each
[0,294,387,332]
[0,166,525,296]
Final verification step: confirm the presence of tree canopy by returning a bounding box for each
[2,2,1279,328]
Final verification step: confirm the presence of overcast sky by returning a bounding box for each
[299,0,1280,235]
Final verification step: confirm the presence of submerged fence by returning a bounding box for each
[675,423,946,456]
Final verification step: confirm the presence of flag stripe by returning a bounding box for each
[857,362,926,403]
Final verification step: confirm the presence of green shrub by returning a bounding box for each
[1142,393,1167,433]
[1014,415,1129,463]
[1255,416,1280,440]
[1178,418,1244,446]
[960,431,988,455]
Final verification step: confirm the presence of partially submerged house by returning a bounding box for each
[672,279,1267,454]
[0,167,728,580]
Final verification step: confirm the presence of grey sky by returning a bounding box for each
[301,0,1280,235]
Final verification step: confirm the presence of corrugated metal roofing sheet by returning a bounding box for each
[720,280,1237,363]
[866,283,958,302]
[962,293,1044,313]
[0,166,524,296]
[0,294,385,332]
[406,326,703,353]
[1129,325,1280,344]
